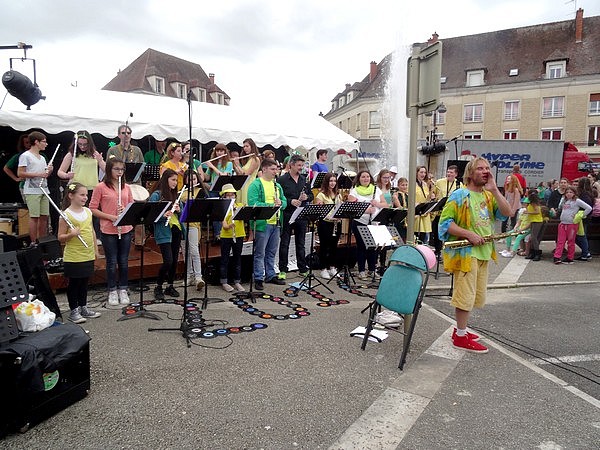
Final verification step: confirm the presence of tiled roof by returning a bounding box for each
[102,48,230,102]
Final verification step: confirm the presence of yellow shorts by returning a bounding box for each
[450,258,489,312]
[25,194,49,218]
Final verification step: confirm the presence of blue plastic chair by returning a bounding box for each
[360,245,429,370]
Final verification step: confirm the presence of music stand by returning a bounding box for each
[209,174,248,193]
[142,164,161,183]
[327,202,369,285]
[293,204,334,293]
[311,172,327,189]
[114,201,171,321]
[230,205,281,301]
[423,197,449,280]
[180,198,233,309]
[124,162,146,184]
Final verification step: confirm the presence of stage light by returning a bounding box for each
[2,69,44,109]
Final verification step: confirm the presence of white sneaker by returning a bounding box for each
[320,269,331,279]
[118,289,130,305]
[221,283,234,292]
[196,277,205,291]
[358,271,368,280]
[328,268,338,278]
[108,290,119,306]
[234,283,245,292]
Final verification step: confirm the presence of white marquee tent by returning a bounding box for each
[0,87,358,151]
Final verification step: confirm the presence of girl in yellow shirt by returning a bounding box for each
[219,183,246,293]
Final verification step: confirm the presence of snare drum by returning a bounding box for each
[130,184,149,201]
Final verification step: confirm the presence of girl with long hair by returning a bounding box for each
[232,138,261,206]
[348,170,387,279]
[150,169,185,300]
[160,142,187,191]
[90,157,133,306]
[315,173,342,279]
[58,182,101,323]
[554,186,592,264]
[376,169,393,207]
[575,176,594,260]
[501,175,523,233]
[182,170,205,291]
[415,165,435,244]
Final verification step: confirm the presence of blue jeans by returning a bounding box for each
[101,231,132,290]
[253,224,280,281]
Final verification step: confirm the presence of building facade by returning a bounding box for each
[103,48,230,105]
[325,9,600,164]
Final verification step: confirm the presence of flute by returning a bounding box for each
[203,154,226,164]
[231,154,253,161]
[117,175,122,239]
[442,230,527,250]
[70,133,77,174]
[38,181,89,248]
[47,143,60,167]
[165,184,189,226]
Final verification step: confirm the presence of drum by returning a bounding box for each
[130,184,149,201]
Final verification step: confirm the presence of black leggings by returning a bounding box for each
[67,277,90,310]
[158,227,182,286]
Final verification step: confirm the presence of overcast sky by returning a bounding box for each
[1,0,600,120]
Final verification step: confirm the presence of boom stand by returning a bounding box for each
[327,201,369,286]
[294,203,334,293]
[114,201,170,321]
[231,205,281,301]
[181,198,232,310]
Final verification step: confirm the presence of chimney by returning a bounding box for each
[209,73,215,85]
[345,83,351,90]
[428,32,439,46]
[369,61,377,83]
[575,8,583,43]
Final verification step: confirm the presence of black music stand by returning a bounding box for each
[142,164,161,183]
[124,162,146,184]
[423,198,449,280]
[327,202,369,286]
[180,198,232,309]
[311,172,327,189]
[231,205,280,301]
[209,174,248,193]
[114,201,171,321]
[356,224,400,284]
[293,204,334,293]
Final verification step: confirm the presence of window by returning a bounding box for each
[542,97,564,118]
[546,61,566,79]
[217,93,224,105]
[176,83,187,99]
[339,97,345,107]
[155,77,164,94]
[369,111,381,129]
[588,126,600,146]
[464,104,483,122]
[356,113,361,131]
[589,94,600,115]
[464,133,482,139]
[466,70,484,87]
[503,131,518,140]
[331,101,337,111]
[347,92,353,103]
[197,88,206,102]
[434,110,445,125]
[504,101,520,120]
[541,129,562,140]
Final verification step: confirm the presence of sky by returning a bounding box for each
[1,0,600,120]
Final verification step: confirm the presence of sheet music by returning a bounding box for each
[367,225,395,247]
[113,201,172,226]
[289,206,304,224]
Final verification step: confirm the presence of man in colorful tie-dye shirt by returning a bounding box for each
[439,157,511,354]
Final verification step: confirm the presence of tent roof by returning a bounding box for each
[0,88,357,150]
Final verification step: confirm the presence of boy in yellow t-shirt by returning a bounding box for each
[219,183,246,293]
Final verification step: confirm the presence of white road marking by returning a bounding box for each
[493,255,529,285]
[531,354,600,365]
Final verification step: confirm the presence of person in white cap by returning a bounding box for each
[389,166,398,188]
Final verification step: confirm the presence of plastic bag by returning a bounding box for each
[14,299,56,332]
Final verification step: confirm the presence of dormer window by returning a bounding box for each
[546,60,566,79]
[466,70,484,87]
[176,83,187,99]
[155,77,164,94]
[339,97,345,107]
[347,92,353,103]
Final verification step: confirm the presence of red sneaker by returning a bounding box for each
[452,327,480,342]
[452,335,489,353]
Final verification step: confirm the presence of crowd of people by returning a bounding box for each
[5,130,599,358]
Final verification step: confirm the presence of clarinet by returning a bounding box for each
[117,176,122,240]
[274,180,280,227]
